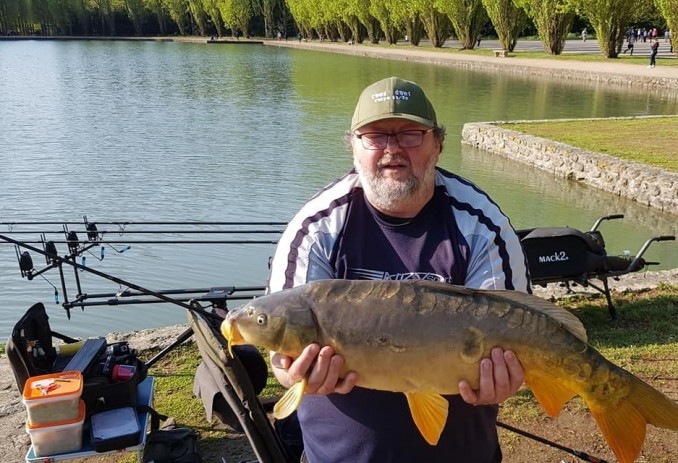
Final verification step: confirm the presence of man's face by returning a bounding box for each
[352,118,440,215]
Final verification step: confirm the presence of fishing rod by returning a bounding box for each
[64,286,266,310]
[0,233,230,324]
[497,421,609,463]
[1,220,288,226]
[8,239,280,245]
[4,229,284,234]
[0,234,613,461]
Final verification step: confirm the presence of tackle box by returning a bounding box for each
[22,371,83,425]
[26,400,85,456]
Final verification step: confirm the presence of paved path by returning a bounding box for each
[266,38,678,87]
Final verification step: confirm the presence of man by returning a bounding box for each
[267,76,531,462]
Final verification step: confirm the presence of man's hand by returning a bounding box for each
[458,347,524,405]
[271,344,358,395]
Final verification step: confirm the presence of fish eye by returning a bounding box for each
[257,314,268,325]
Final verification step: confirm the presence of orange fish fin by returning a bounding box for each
[525,374,576,417]
[587,374,678,463]
[405,392,449,445]
[273,379,307,419]
[589,402,646,463]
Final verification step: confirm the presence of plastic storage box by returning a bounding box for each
[22,371,83,425]
[26,400,86,456]
[91,406,141,452]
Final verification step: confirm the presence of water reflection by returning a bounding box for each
[0,41,677,337]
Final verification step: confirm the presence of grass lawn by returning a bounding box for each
[500,117,678,172]
[141,284,678,462]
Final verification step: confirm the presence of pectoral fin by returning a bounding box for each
[273,379,307,419]
[405,392,449,445]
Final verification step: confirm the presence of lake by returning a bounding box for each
[1,40,676,338]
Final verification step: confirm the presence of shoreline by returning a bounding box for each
[262,40,678,92]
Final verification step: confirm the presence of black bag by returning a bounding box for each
[142,427,203,463]
[7,302,147,416]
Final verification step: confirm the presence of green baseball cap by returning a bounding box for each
[351,77,437,132]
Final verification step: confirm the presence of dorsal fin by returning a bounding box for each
[483,289,587,343]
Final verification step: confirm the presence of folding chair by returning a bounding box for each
[187,308,290,463]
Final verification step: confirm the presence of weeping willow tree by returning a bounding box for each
[482,0,527,50]
[436,0,488,49]
[515,0,574,54]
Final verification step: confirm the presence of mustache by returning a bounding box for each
[377,155,410,169]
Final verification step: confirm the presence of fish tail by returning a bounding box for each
[587,374,678,463]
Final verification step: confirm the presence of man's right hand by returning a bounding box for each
[271,344,358,395]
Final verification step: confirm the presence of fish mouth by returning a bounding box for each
[220,317,245,356]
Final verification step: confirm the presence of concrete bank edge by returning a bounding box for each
[461,117,678,216]
[263,41,678,92]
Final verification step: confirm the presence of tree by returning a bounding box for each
[370,0,401,43]
[352,0,382,43]
[436,0,488,49]
[412,0,451,46]
[515,0,574,54]
[162,0,189,34]
[200,0,222,36]
[187,0,207,35]
[570,0,635,57]
[482,0,527,50]
[217,0,251,37]
[123,0,147,34]
[655,0,678,54]
[145,0,169,34]
[252,0,285,38]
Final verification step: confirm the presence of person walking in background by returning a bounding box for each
[581,27,587,41]
[648,39,659,68]
[623,28,635,55]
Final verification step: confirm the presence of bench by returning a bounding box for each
[493,49,509,57]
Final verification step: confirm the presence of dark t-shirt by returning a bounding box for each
[298,187,502,463]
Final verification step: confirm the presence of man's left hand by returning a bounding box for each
[458,347,524,405]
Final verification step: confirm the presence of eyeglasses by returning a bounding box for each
[354,129,433,150]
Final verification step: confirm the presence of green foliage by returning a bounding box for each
[655,0,678,41]
[569,0,636,57]
[435,0,488,49]
[514,0,574,53]
[481,0,528,50]
[217,0,251,36]
[412,0,451,47]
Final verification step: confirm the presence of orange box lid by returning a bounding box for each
[23,371,83,401]
[27,400,86,429]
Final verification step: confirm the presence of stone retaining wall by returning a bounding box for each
[461,118,678,215]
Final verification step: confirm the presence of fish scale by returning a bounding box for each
[223,279,678,462]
